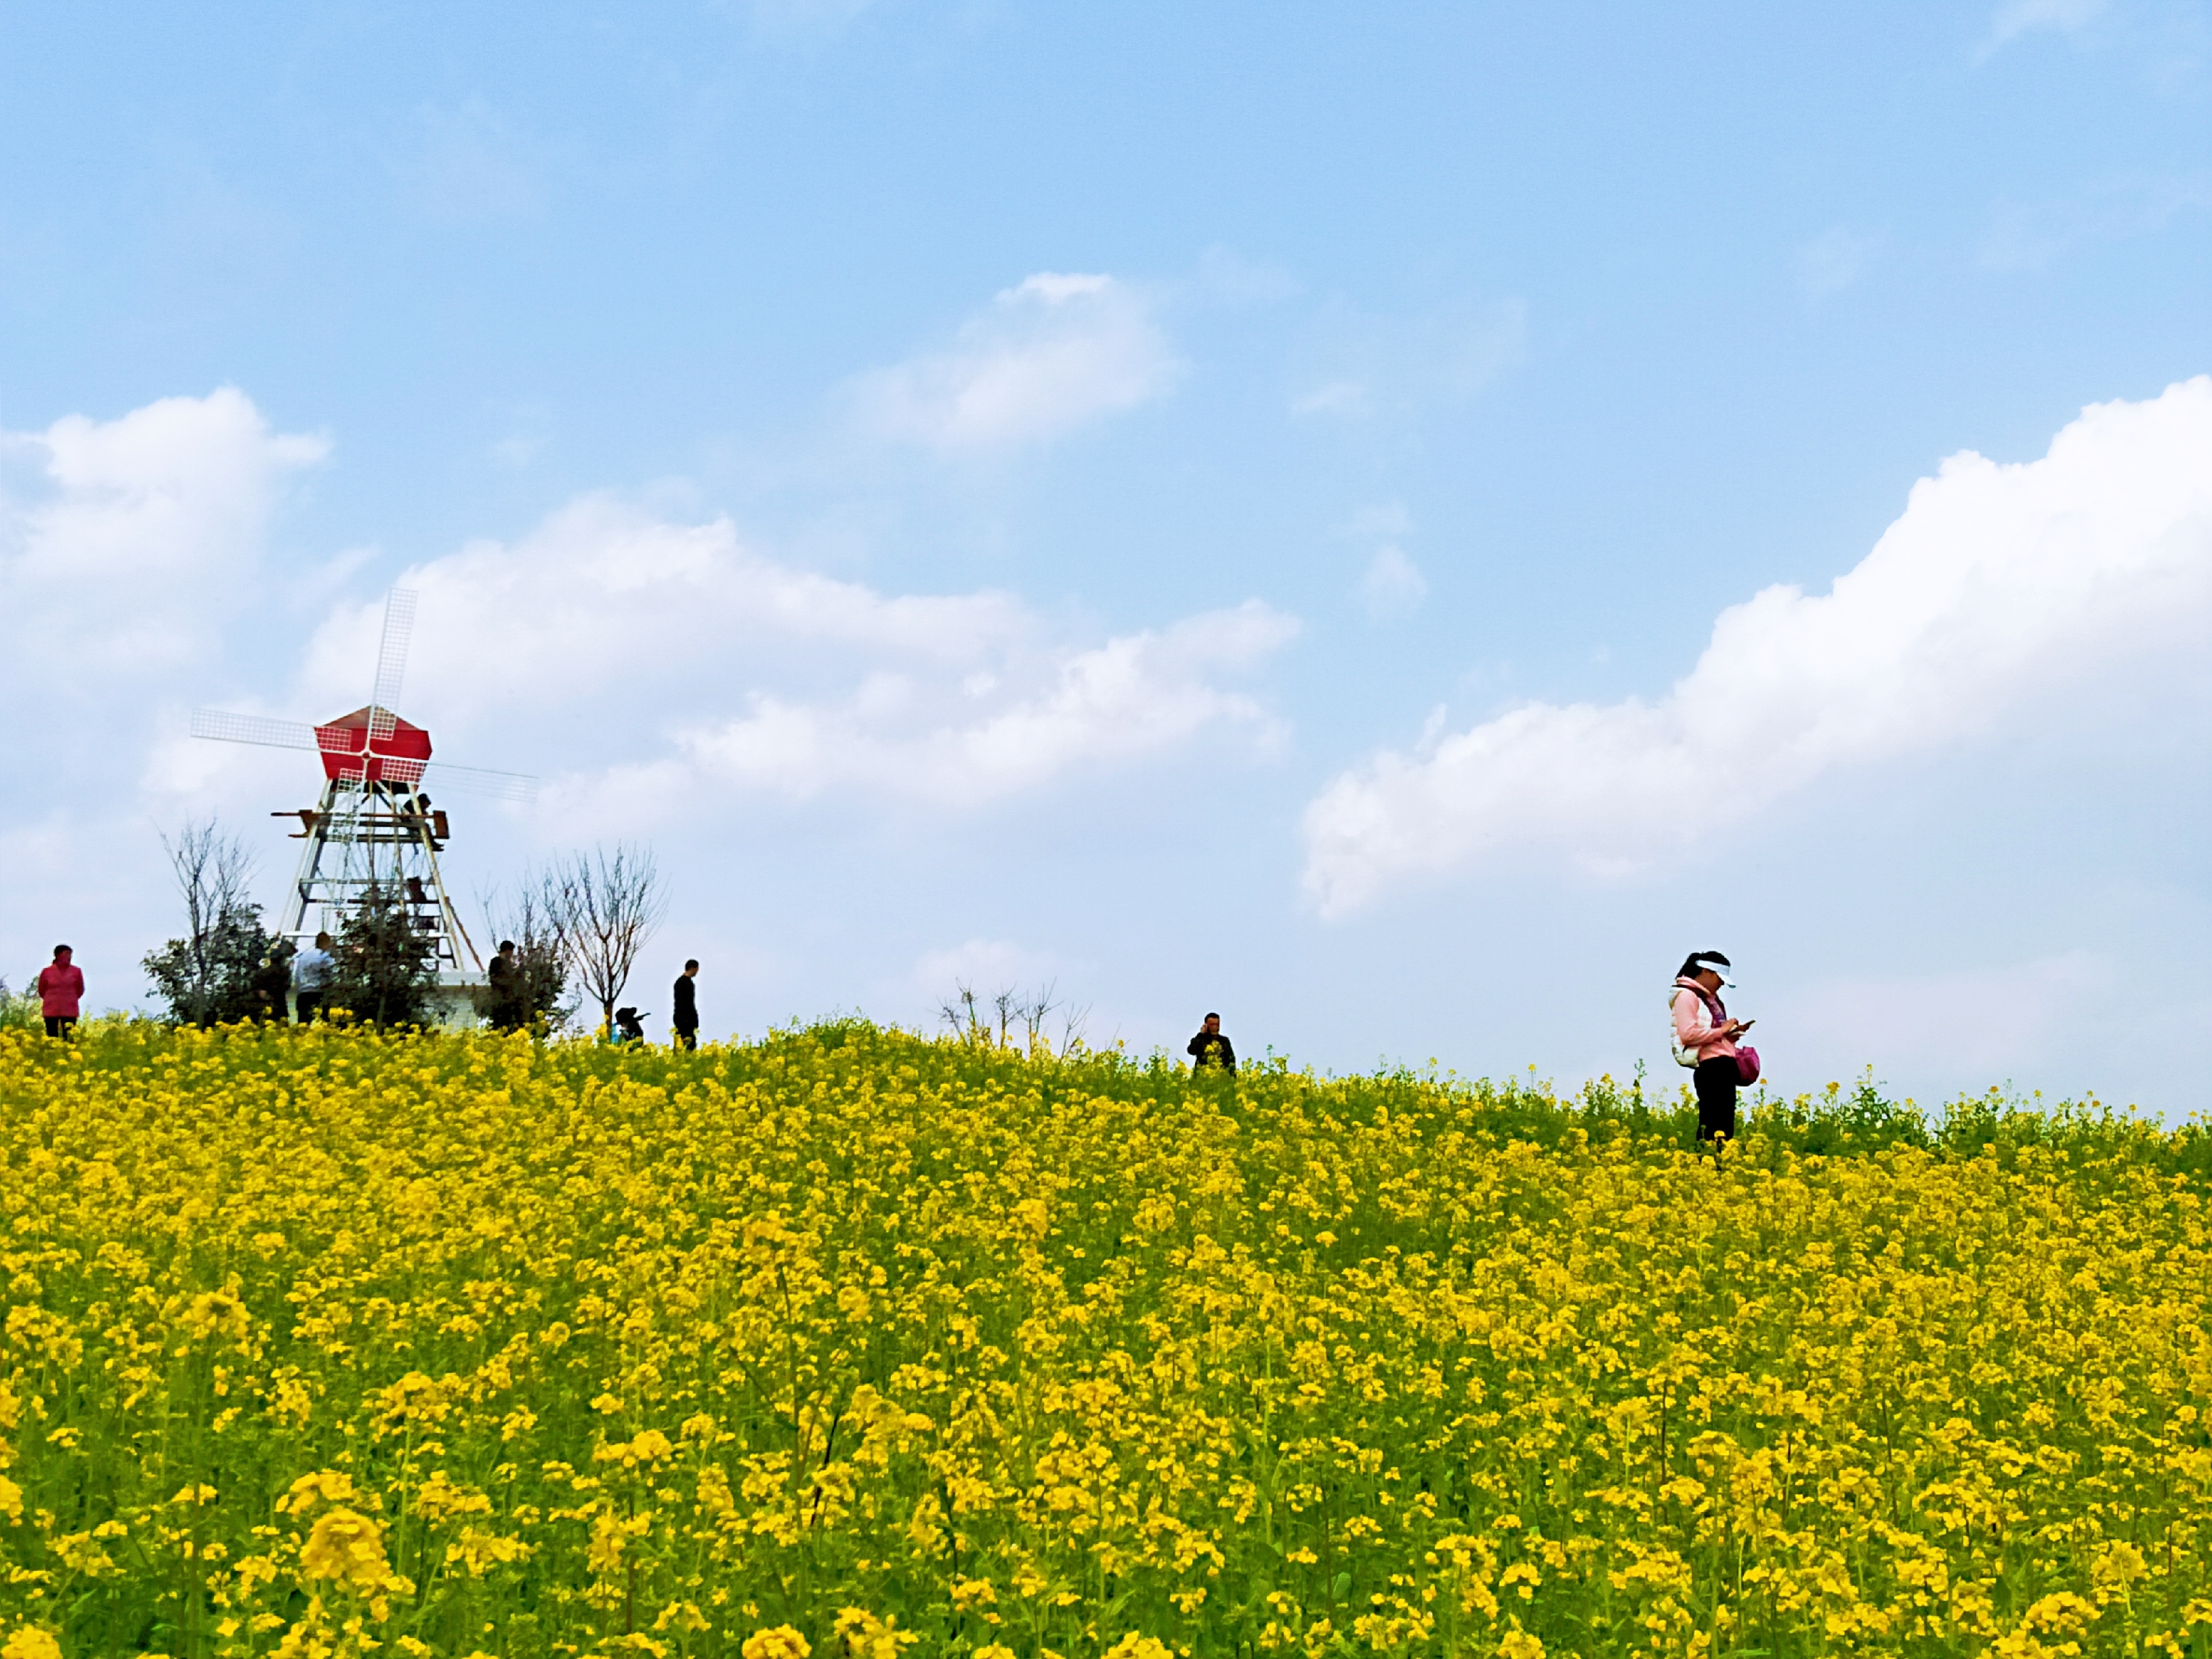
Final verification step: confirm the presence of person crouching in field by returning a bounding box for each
[1671,951,1753,1148]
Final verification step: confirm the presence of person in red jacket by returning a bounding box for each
[37,944,84,1039]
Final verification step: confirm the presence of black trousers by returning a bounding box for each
[43,1015,76,1039]
[1694,1057,1738,1142]
[673,1025,697,1051]
[295,992,323,1023]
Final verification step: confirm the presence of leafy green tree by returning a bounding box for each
[142,820,288,1026]
[0,979,39,1032]
[328,882,438,1028]
[143,907,286,1026]
[484,885,577,1033]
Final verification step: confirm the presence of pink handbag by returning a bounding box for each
[1734,1046,1761,1085]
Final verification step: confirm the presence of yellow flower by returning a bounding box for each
[1,1629,62,1659]
[299,1509,394,1591]
[181,1286,251,1344]
[741,1627,812,1659]
[277,1471,356,1517]
[444,1528,530,1577]
[833,1610,917,1659]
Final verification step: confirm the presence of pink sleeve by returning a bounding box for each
[1672,989,1713,1048]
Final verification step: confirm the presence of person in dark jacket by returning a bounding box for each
[1187,1012,1236,1074]
[486,940,522,1032]
[672,959,700,1051]
[250,945,294,1023]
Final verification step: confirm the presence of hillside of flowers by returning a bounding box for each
[1,1019,2208,1659]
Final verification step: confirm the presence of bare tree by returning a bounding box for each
[165,819,257,939]
[143,820,268,1024]
[939,979,1084,1055]
[539,843,667,1037]
[478,879,579,1032]
[1056,993,1093,1058]
[940,983,987,1044]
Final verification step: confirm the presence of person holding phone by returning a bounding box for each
[1671,952,1753,1146]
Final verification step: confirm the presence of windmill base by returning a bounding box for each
[424,972,491,1031]
[286,972,488,1030]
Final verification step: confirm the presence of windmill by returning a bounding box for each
[191,589,537,1022]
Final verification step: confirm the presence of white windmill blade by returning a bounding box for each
[367,587,419,741]
[418,761,539,804]
[191,709,322,751]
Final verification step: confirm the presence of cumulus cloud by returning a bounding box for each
[1301,377,2212,915]
[254,495,1297,821]
[851,273,1179,453]
[0,387,327,676]
[683,600,1296,804]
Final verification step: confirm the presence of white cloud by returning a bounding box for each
[1301,377,2212,915]
[1358,547,1428,619]
[0,387,327,676]
[851,273,1179,453]
[681,600,1297,805]
[234,494,1298,822]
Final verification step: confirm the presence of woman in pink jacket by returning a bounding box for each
[37,943,84,1040]
[1671,950,1752,1146]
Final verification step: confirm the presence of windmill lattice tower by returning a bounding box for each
[192,589,536,1020]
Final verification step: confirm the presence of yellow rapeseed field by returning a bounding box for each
[0,1020,2207,1659]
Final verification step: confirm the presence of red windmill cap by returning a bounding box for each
[315,707,433,785]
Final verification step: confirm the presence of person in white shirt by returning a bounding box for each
[293,932,336,1022]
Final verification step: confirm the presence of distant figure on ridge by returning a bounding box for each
[1670,950,1755,1148]
[37,944,83,1039]
[486,940,522,1031]
[293,931,335,1023]
[1188,1011,1236,1075]
[251,947,293,1023]
[673,959,700,1051]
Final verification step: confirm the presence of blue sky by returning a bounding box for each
[2,1,2207,1107]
